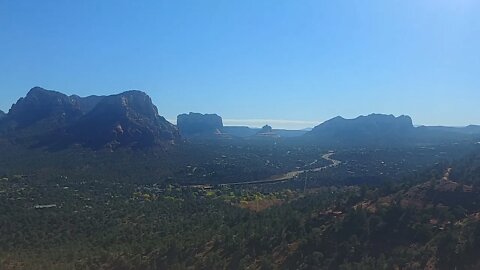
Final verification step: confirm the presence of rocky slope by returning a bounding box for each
[0,87,179,148]
[69,91,180,148]
[177,112,223,138]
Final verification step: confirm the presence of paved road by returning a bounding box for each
[221,152,342,186]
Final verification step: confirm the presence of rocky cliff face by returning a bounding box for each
[70,95,105,114]
[177,112,223,137]
[70,91,180,148]
[0,87,180,148]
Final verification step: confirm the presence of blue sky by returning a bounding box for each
[1,0,479,129]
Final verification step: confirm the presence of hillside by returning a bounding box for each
[305,114,479,147]
[67,90,180,148]
[0,87,179,149]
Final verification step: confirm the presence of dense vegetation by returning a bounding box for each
[2,143,480,269]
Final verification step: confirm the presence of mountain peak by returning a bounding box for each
[68,90,180,148]
[95,91,160,117]
[27,86,49,94]
[24,87,72,101]
[8,87,82,129]
[331,116,345,121]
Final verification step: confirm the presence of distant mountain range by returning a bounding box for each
[175,112,480,146]
[176,113,308,139]
[305,114,415,146]
[1,87,479,149]
[304,114,480,147]
[417,125,480,135]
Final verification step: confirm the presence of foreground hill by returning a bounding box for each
[0,87,180,149]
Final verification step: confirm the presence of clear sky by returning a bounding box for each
[1,0,479,129]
